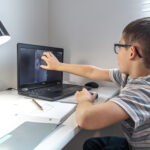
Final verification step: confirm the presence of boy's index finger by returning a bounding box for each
[43,51,53,57]
[41,55,48,61]
[42,52,50,57]
[40,65,48,69]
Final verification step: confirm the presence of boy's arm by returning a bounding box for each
[58,63,111,81]
[40,52,111,81]
[75,89,129,130]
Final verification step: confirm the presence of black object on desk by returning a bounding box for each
[85,82,99,88]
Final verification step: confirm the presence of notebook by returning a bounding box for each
[15,98,76,124]
[17,43,91,101]
[0,122,57,150]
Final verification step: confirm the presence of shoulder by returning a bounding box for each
[109,68,127,87]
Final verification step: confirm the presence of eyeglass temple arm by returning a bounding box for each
[135,47,142,58]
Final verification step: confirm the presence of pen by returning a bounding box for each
[32,99,43,111]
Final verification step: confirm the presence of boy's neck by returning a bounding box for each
[129,66,150,78]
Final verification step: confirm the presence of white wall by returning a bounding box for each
[48,0,150,85]
[0,0,150,90]
[0,0,49,90]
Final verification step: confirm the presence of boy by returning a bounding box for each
[40,17,150,150]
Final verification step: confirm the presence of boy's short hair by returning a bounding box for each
[123,17,150,68]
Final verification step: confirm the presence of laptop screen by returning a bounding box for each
[17,43,63,89]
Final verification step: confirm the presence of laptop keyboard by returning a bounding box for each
[22,84,90,101]
[29,84,82,93]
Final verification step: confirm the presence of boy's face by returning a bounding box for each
[117,35,131,74]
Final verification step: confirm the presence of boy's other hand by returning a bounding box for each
[75,88,97,103]
[40,52,61,70]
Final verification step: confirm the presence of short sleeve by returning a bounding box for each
[109,68,127,87]
[110,85,150,129]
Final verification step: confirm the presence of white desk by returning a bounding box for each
[0,86,117,150]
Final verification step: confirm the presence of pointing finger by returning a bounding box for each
[41,56,48,61]
[40,65,48,69]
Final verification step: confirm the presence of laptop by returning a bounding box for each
[17,43,91,101]
[0,122,57,150]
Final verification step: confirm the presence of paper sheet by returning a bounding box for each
[15,99,76,124]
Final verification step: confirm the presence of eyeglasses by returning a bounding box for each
[114,43,142,58]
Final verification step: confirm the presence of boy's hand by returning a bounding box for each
[75,88,97,103]
[40,52,61,70]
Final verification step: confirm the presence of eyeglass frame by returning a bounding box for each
[114,43,142,58]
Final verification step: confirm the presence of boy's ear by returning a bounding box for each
[129,46,137,60]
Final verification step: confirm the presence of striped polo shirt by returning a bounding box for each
[109,68,150,150]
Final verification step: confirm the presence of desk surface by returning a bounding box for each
[0,86,117,150]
